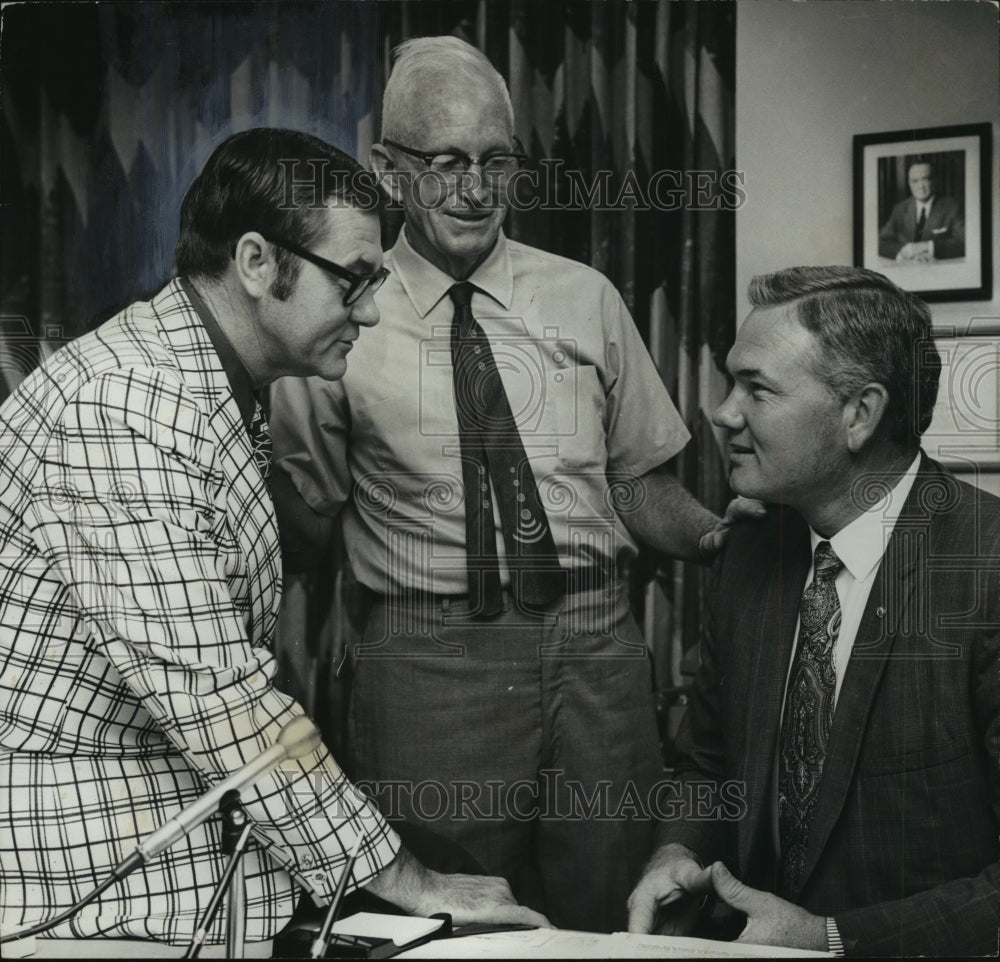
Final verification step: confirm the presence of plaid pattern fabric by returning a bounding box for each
[0,280,399,944]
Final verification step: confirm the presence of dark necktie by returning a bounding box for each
[914,205,927,241]
[248,391,272,485]
[448,282,564,616]
[779,540,843,896]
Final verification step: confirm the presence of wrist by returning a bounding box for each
[362,846,429,914]
[650,841,702,867]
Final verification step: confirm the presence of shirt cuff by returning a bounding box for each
[826,916,845,956]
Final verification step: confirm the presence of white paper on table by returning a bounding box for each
[398,927,833,958]
[330,911,445,947]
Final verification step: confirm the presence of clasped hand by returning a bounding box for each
[896,240,934,263]
[628,848,827,951]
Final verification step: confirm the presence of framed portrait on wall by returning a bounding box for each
[853,123,992,302]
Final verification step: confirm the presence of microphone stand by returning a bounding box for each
[222,791,249,959]
[183,790,254,959]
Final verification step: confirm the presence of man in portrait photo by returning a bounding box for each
[878,157,965,262]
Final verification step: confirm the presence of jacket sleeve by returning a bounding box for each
[25,367,401,904]
[653,554,733,865]
[878,201,908,259]
[929,196,966,260]
[833,621,1000,956]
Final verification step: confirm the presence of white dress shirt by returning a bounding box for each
[789,454,922,708]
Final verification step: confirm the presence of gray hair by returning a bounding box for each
[381,36,514,142]
[748,265,941,449]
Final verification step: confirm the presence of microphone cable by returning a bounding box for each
[0,851,143,944]
[0,715,322,945]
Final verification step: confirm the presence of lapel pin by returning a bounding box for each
[876,606,886,618]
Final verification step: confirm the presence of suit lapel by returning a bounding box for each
[738,508,811,875]
[794,461,932,895]
[149,281,282,648]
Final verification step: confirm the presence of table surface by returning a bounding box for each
[398,927,832,959]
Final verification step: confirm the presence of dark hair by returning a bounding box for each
[748,266,941,449]
[175,128,373,297]
[907,157,935,177]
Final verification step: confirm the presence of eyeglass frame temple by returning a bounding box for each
[254,233,389,303]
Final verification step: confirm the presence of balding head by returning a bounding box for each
[381,36,514,143]
[372,36,518,280]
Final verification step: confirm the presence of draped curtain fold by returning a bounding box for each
[0,0,735,765]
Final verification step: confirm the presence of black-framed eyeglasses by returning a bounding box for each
[383,136,528,177]
[259,233,389,306]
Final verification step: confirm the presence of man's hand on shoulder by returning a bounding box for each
[626,842,712,936]
[709,861,827,951]
[363,847,551,928]
[698,497,767,562]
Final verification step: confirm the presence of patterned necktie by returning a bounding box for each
[248,392,272,485]
[779,540,843,896]
[914,205,927,241]
[448,282,564,616]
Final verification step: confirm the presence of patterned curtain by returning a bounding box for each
[0,0,735,763]
[1,1,379,391]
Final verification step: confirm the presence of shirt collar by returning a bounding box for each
[180,276,259,431]
[390,225,514,317]
[810,453,922,582]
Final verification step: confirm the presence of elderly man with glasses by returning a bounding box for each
[0,127,547,954]
[269,38,755,933]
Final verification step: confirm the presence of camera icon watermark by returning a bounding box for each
[0,316,75,465]
[1,316,72,395]
[419,326,580,439]
[922,331,1000,439]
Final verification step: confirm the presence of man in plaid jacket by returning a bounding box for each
[0,128,546,950]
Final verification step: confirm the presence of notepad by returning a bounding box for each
[330,912,446,948]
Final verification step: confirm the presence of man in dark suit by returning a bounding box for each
[878,160,965,260]
[626,266,1000,956]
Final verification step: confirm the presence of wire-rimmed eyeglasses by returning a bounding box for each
[382,136,528,177]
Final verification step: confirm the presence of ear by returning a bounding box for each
[370,144,403,205]
[844,383,890,453]
[231,232,273,300]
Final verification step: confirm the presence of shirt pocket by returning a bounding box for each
[533,364,607,470]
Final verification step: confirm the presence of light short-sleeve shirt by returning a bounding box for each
[270,229,690,595]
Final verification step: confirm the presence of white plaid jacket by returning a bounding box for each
[0,280,399,944]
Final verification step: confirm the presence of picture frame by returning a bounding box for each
[853,123,992,302]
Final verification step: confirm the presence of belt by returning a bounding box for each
[362,569,617,610]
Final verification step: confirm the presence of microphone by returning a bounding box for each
[0,715,324,946]
[136,715,323,861]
